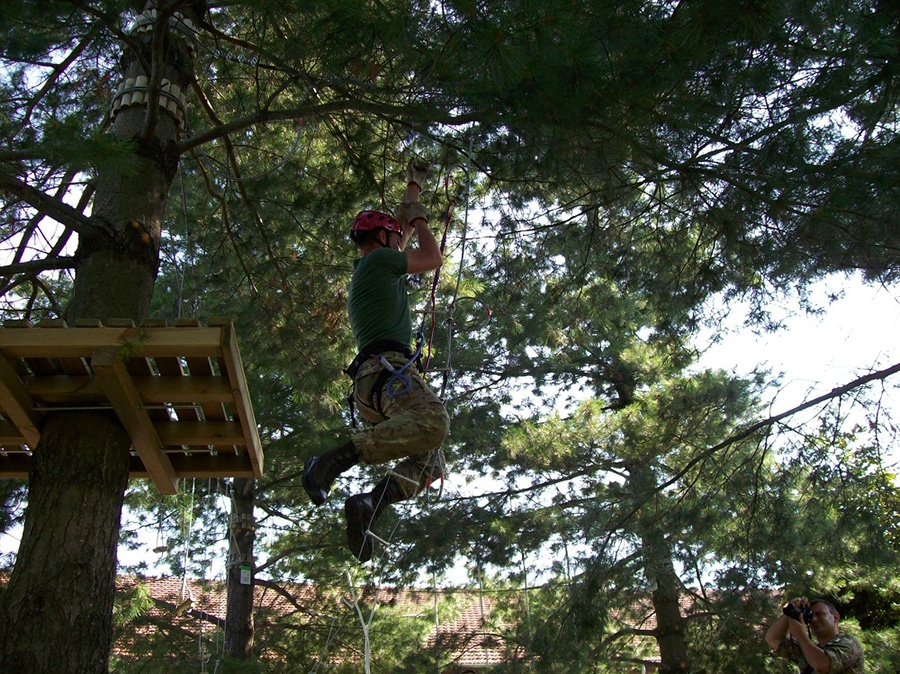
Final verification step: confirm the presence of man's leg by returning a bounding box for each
[301,440,359,506]
[351,362,449,464]
[344,475,404,562]
[344,448,444,561]
[344,355,450,560]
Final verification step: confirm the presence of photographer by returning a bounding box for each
[765,598,863,673]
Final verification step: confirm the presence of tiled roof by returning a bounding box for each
[113,576,522,670]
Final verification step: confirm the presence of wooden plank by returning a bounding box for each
[26,375,233,405]
[91,346,177,495]
[25,375,103,402]
[24,354,58,377]
[121,344,176,424]
[137,376,233,403]
[0,326,225,359]
[7,319,60,377]
[0,320,264,484]
[156,420,245,446]
[178,324,229,440]
[128,454,255,479]
[0,355,42,448]
[39,319,90,376]
[150,347,195,422]
[215,320,264,476]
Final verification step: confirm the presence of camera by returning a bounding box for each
[783,602,813,623]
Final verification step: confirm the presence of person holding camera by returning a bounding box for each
[764,598,863,673]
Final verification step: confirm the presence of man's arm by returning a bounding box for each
[786,620,832,673]
[405,216,443,274]
[399,191,420,252]
[395,159,443,273]
[765,613,791,652]
[398,159,426,251]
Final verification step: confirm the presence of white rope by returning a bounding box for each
[307,609,345,674]
[345,568,373,674]
[433,568,441,674]
[180,478,196,604]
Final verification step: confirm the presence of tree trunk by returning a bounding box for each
[0,3,200,672]
[0,413,130,673]
[225,477,256,659]
[647,547,690,673]
[629,459,691,673]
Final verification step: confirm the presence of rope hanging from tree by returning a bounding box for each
[420,136,476,399]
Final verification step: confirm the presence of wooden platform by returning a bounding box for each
[0,318,263,494]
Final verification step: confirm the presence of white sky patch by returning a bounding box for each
[695,274,900,465]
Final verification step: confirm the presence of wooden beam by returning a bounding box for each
[0,326,225,359]
[0,355,41,448]
[129,454,254,479]
[0,420,27,445]
[91,346,178,495]
[25,375,234,405]
[134,376,233,403]
[213,319,263,477]
[156,420,245,446]
[171,454,255,477]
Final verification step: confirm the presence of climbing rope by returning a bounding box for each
[420,137,475,405]
[421,178,457,375]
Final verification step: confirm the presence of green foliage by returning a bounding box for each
[3,0,900,671]
[114,582,155,626]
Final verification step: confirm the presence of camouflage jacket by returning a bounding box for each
[775,631,864,673]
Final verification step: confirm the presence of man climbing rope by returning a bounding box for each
[303,160,450,562]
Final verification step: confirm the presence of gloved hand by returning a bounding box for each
[406,159,429,190]
[395,201,429,229]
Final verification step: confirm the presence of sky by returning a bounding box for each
[696,274,900,466]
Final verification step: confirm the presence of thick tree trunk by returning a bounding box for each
[225,477,256,659]
[0,413,130,673]
[0,3,199,672]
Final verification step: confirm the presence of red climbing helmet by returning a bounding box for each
[350,210,402,238]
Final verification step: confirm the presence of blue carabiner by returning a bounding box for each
[380,340,423,399]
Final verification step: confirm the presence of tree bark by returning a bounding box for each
[0,3,200,672]
[225,477,256,659]
[629,459,691,674]
[0,413,130,673]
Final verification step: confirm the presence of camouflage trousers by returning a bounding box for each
[351,351,450,500]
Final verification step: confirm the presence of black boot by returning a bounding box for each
[302,441,359,506]
[344,477,404,562]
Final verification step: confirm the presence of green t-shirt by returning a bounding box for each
[775,632,864,673]
[347,247,412,352]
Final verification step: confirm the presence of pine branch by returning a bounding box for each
[11,32,99,141]
[659,360,900,493]
[177,99,478,154]
[0,171,94,237]
[12,169,79,265]
[0,256,76,279]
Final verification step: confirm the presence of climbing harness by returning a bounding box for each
[343,340,423,426]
